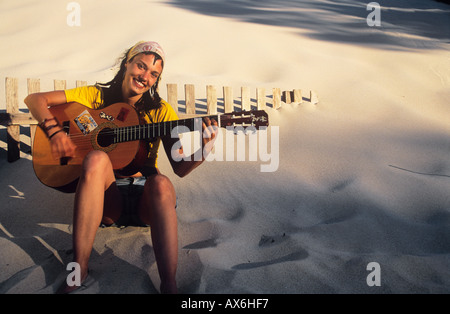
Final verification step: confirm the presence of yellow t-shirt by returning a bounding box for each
[64,85,178,170]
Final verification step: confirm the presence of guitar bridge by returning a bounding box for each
[59,121,70,166]
[60,157,70,166]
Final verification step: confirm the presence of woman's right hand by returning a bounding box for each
[48,128,77,160]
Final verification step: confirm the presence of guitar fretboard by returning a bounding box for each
[113,115,219,143]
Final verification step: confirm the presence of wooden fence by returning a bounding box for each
[0,77,318,162]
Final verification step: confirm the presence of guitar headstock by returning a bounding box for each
[220,110,269,129]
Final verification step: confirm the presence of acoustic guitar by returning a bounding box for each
[32,102,269,191]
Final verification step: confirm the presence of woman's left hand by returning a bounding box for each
[201,117,219,155]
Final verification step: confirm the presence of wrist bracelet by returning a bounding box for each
[38,117,62,138]
[48,128,65,140]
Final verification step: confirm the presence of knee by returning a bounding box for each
[145,174,175,201]
[139,175,177,225]
[81,151,112,177]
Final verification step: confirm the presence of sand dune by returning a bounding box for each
[1,0,450,294]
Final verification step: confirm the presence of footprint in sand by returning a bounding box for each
[231,250,308,270]
[183,238,218,250]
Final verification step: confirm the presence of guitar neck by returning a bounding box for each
[113,114,220,143]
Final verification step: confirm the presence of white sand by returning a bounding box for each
[1,0,450,294]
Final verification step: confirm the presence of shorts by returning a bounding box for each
[100,176,149,228]
[100,173,178,228]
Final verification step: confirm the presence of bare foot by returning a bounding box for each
[160,280,178,294]
[56,270,89,294]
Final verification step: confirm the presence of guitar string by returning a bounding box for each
[53,117,208,144]
[49,120,198,149]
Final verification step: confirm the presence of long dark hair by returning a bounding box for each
[96,48,164,115]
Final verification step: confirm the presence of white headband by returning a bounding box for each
[127,41,166,65]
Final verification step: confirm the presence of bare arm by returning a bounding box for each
[24,91,67,122]
[162,117,218,178]
[24,91,76,159]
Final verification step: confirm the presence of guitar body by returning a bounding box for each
[32,102,142,192]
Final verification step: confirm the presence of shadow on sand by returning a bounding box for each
[166,0,450,50]
[0,151,159,293]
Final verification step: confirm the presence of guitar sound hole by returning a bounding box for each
[97,127,114,147]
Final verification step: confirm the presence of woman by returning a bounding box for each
[24,41,218,294]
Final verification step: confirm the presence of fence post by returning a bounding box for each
[273,88,281,109]
[293,89,302,103]
[223,86,233,113]
[27,78,40,150]
[241,86,250,111]
[185,84,195,115]
[76,80,87,87]
[282,90,291,104]
[310,90,319,104]
[167,83,178,114]
[6,77,20,162]
[54,79,66,91]
[206,85,217,114]
[257,88,265,110]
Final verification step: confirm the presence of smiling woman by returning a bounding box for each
[97,41,166,115]
[23,40,219,294]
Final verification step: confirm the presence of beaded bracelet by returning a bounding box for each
[38,117,63,139]
[48,128,65,139]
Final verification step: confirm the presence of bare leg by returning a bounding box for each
[57,151,121,293]
[138,174,178,294]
